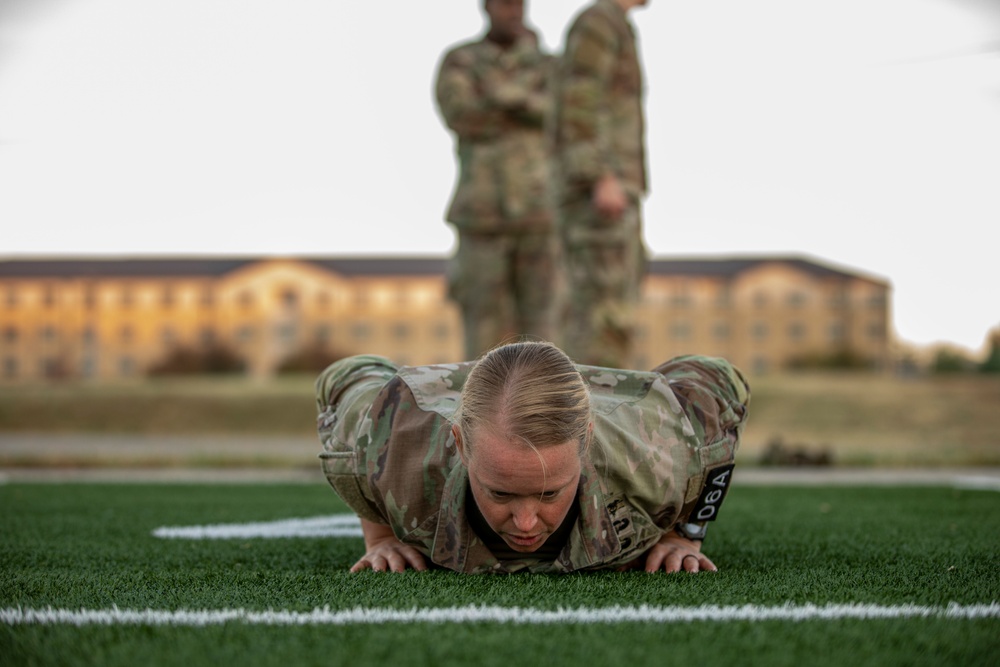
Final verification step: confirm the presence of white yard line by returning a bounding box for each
[2,603,998,627]
[152,515,363,539]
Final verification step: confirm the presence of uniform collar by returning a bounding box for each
[562,457,623,567]
[431,454,624,573]
[431,463,498,573]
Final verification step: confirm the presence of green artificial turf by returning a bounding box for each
[1,482,998,666]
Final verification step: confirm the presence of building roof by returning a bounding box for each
[646,256,889,285]
[0,254,888,285]
[0,256,448,278]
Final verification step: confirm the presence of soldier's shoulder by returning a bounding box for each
[570,2,622,32]
[578,365,660,412]
[396,362,475,417]
[439,37,490,68]
[565,4,621,50]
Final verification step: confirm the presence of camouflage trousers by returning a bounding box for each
[447,230,561,360]
[559,197,647,368]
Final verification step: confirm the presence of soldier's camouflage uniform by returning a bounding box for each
[435,31,560,360]
[315,353,750,574]
[553,0,648,368]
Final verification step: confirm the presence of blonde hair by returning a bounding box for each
[455,341,592,456]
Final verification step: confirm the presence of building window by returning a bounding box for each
[868,293,886,309]
[277,323,297,343]
[670,322,691,341]
[83,286,97,310]
[714,286,732,308]
[315,325,333,344]
[2,327,17,344]
[43,285,57,308]
[828,322,845,342]
[351,323,372,340]
[41,357,65,379]
[787,292,807,308]
[751,322,768,340]
[161,286,175,307]
[829,288,847,308]
[280,288,298,309]
[712,322,730,341]
[120,325,134,344]
[4,290,16,308]
[316,292,331,309]
[788,322,806,340]
[121,287,135,308]
[39,325,57,343]
[119,356,136,377]
[670,293,692,308]
[238,291,254,309]
[199,327,216,345]
[432,322,450,340]
[200,289,214,307]
[753,292,768,309]
[3,357,17,379]
[752,356,770,375]
[236,326,255,343]
[161,327,176,345]
[391,322,411,340]
[82,327,97,345]
[867,322,885,339]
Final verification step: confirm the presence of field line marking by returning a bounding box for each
[3,603,998,626]
[152,515,363,539]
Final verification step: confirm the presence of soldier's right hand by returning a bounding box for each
[350,536,429,573]
[592,173,628,220]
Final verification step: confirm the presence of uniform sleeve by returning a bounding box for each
[654,355,751,451]
[504,51,553,129]
[651,356,751,528]
[435,42,552,142]
[315,355,399,524]
[556,12,622,184]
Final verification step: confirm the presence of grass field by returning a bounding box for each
[2,482,998,666]
[1,370,999,467]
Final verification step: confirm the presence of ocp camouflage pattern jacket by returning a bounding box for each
[553,0,647,200]
[435,32,556,232]
[316,355,750,573]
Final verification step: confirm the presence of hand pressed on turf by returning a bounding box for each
[351,519,428,573]
[638,532,718,574]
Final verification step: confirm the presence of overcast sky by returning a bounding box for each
[1,0,998,353]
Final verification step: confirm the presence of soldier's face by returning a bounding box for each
[457,425,581,553]
[485,0,526,42]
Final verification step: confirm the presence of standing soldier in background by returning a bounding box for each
[435,0,560,360]
[553,0,650,368]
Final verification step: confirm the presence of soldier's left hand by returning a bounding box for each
[640,532,718,574]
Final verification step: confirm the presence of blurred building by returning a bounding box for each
[0,255,890,381]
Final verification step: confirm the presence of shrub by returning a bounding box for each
[980,342,1000,374]
[930,348,975,374]
[786,348,871,370]
[148,344,246,376]
[276,345,347,374]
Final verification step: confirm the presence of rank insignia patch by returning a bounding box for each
[690,464,735,522]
